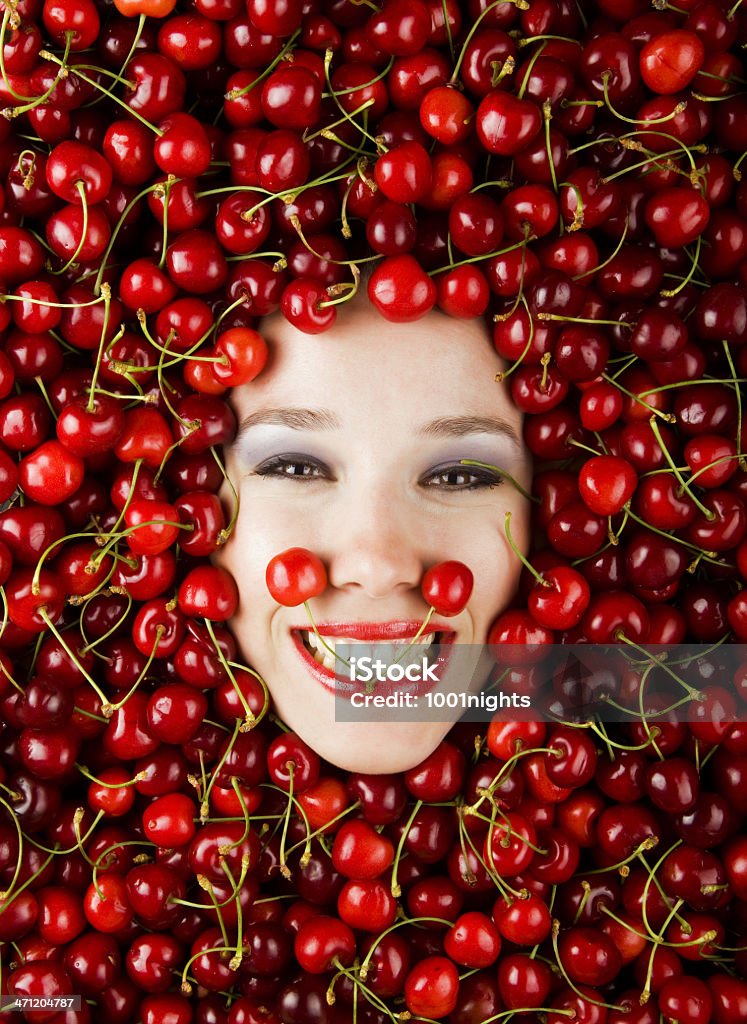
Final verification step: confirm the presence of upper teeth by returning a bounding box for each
[300,630,438,674]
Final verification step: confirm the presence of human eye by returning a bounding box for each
[252,454,333,481]
[421,463,504,492]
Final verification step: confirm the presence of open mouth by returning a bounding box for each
[291,626,455,697]
[298,629,443,673]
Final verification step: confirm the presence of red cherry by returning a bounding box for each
[46,141,112,204]
[331,820,395,879]
[529,566,591,630]
[18,440,84,505]
[266,547,327,606]
[484,811,537,876]
[142,793,197,848]
[124,499,181,556]
[476,91,542,155]
[56,396,125,457]
[421,561,473,616]
[294,915,355,974]
[404,956,460,1019]
[83,873,132,933]
[154,112,212,177]
[645,187,710,248]
[578,455,638,515]
[444,911,502,968]
[337,879,397,932]
[368,254,437,322]
[375,142,433,203]
[640,30,705,94]
[6,568,65,633]
[177,565,239,621]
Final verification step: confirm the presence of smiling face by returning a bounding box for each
[216,296,532,773]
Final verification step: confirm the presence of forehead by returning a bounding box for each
[232,299,520,428]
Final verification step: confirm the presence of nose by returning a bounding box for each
[325,489,425,600]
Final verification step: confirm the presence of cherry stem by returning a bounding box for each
[216,778,252,854]
[0,847,56,909]
[86,283,113,413]
[290,216,370,274]
[517,38,548,101]
[357,915,454,982]
[323,49,394,151]
[602,146,690,184]
[0,12,29,99]
[93,182,162,296]
[0,654,19,693]
[551,918,626,1011]
[543,100,559,194]
[304,98,376,144]
[647,416,716,519]
[722,340,746,469]
[39,49,161,135]
[226,29,300,100]
[80,590,133,654]
[560,179,585,231]
[505,510,546,588]
[180,945,237,996]
[301,599,351,668]
[220,856,250,969]
[101,624,164,718]
[603,72,686,126]
[494,293,537,382]
[27,807,103,862]
[75,764,146,788]
[391,798,423,897]
[392,606,435,665]
[120,13,146,71]
[449,0,527,85]
[205,619,259,731]
[278,762,296,880]
[200,719,241,820]
[327,960,392,1017]
[0,796,24,901]
[574,216,629,282]
[482,1009,575,1024]
[597,374,675,424]
[4,31,72,111]
[589,719,661,754]
[624,504,720,561]
[661,235,702,298]
[639,844,691,946]
[37,608,109,708]
[286,800,360,859]
[157,176,176,270]
[209,446,240,546]
[202,876,234,946]
[90,519,193,574]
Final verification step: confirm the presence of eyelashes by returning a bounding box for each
[253,455,325,480]
[251,455,505,492]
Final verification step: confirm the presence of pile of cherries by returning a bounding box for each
[0,0,747,1019]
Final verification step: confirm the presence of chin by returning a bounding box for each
[283,716,453,775]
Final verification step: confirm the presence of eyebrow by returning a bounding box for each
[418,415,522,450]
[236,408,522,450]
[236,408,341,436]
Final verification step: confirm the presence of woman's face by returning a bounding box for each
[217,296,532,773]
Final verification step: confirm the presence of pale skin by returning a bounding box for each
[216,294,532,773]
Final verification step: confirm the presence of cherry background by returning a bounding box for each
[0,0,746,1020]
